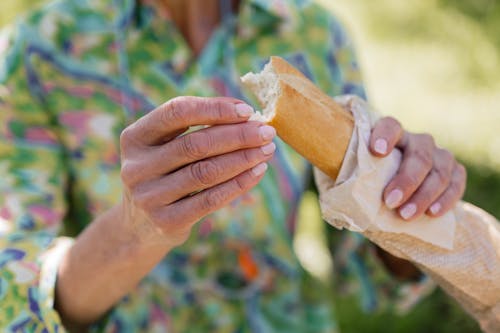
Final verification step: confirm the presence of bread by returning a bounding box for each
[241,56,355,180]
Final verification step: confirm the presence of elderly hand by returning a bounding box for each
[369,117,466,220]
[119,96,276,246]
[55,96,276,328]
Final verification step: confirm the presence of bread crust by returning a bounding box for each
[266,56,355,180]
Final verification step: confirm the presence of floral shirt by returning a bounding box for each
[0,0,432,332]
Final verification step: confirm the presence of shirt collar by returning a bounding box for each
[133,0,298,21]
[238,0,302,39]
[126,0,302,38]
[246,0,297,21]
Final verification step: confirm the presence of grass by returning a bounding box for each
[332,289,481,333]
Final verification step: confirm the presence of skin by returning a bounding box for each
[370,117,466,220]
[161,0,221,56]
[55,97,275,331]
[54,0,466,330]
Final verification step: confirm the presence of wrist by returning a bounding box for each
[105,203,171,260]
[55,203,172,326]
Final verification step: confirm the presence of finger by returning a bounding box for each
[370,117,404,156]
[384,133,435,209]
[138,143,276,206]
[397,149,454,220]
[426,163,466,217]
[127,97,255,146]
[155,162,268,230]
[149,122,275,176]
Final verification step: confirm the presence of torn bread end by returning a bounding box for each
[241,62,280,123]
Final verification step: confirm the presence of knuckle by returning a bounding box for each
[451,166,466,187]
[132,190,154,211]
[433,167,451,186]
[164,97,187,124]
[414,148,433,169]
[211,99,225,119]
[419,133,435,147]
[149,210,167,229]
[232,176,247,192]
[439,148,454,164]
[200,98,225,119]
[120,161,140,187]
[199,98,211,112]
[182,132,211,159]
[455,164,467,193]
[191,160,221,185]
[448,180,461,195]
[119,126,135,149]
[241,149,255,165]
[401,173,421,191]
[456,163,467,179]
[199,98,213,116]
[202,188,228,211]
[437,149,455,172]
[237,125,251,145]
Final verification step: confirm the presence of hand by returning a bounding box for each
[369,117,466,220]
[119,96,276,246]
[55,96,276,328]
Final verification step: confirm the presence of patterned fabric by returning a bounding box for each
[0,0,430,331]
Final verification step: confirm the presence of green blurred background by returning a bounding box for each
[1,0,499,332]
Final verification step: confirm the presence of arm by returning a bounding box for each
[327,13,464,275]
[316,96,499,332]
[318,12,465,282]
[54,97,276,329]
[1,26,275,330]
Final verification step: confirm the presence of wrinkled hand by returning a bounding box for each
[119,96,276,246]
[369,117,466,220]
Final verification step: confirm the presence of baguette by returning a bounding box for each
[241,56,354,180]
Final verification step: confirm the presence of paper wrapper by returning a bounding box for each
[314,96,500,332]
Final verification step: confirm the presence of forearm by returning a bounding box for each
[364,203,500,332]
[54,204,172,329]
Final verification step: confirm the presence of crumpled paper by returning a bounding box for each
[314,96,455,249]
[314,95,500,332]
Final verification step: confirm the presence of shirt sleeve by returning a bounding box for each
[0,23,73,332]
[322,12,435,315]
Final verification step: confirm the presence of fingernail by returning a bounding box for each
[261,142,276,155]
[430,202,441,215]
[385,189,403,208]
[374,138,388,155]
[400,203,417,220]
[251,162,268,176]
[259,125,276,140]
[235,103,254,117]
